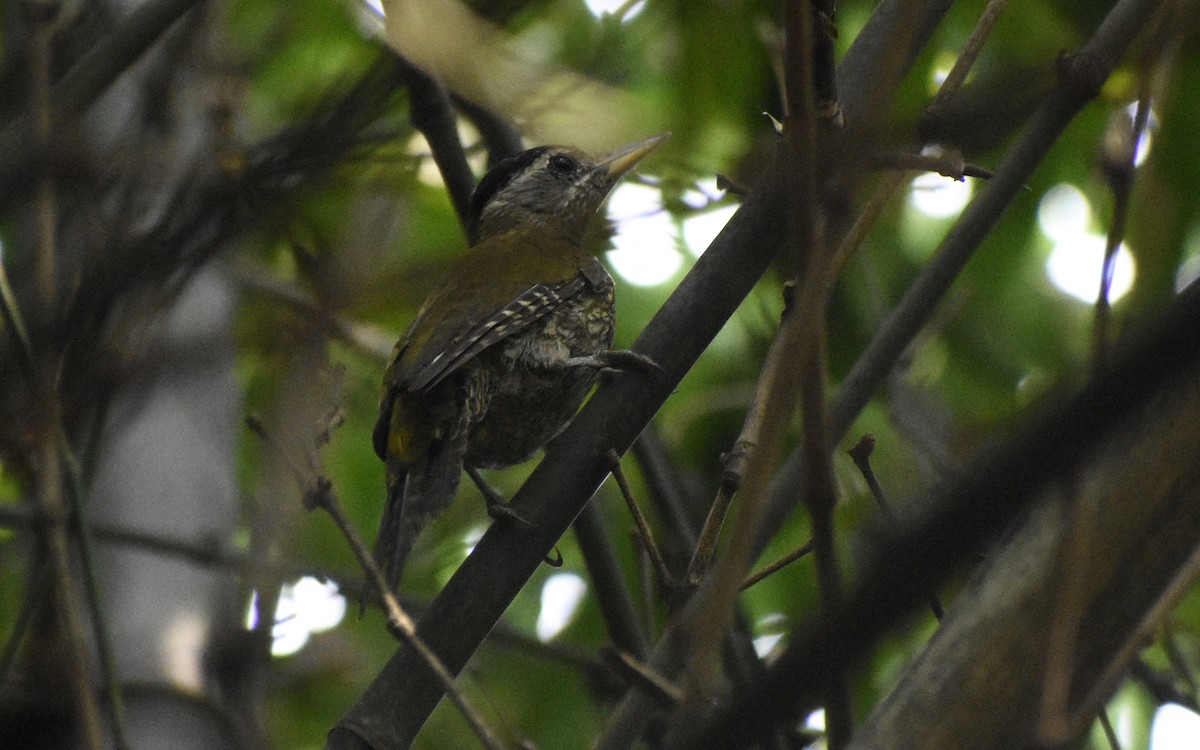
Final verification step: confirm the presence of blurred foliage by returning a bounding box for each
[2,0,1200,748]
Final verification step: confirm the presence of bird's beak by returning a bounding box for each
[597,133,670,178]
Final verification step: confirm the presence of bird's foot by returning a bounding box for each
[467,465,532,526]
[487,499,532,526]
[565,349,663,376]
[465,467,560,564]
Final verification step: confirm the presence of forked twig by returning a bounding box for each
[605,450,675,592]
[246,409,508,750]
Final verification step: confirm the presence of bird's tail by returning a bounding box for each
[371,435,466,598]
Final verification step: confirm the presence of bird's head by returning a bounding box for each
[466,133,669,245]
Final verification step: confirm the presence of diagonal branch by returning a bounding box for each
[692,216,1200,748]
[759,0,1167,557]
[329,121,794,750]
[326,0,957,747]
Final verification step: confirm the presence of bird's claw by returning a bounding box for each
[601,350,663,375]
[567,350,663,377]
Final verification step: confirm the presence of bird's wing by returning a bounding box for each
[371,271,586,462]
[374,232,600,463]
[403,273,588,393]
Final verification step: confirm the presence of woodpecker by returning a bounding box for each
[372,133,668,590]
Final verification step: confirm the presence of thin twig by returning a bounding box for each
[1130,658,1200,713]
[1092,67,1153,370]
[667,212,822,743]
[249,412,508,750]
[784,1,850,745]
[462,663,546,750]
[574,502,651,660]
[37,432,105,750]
[1098,708,1123,750]
[920,0,1012,133]
[1160,628,1199,696]
[58,432,130,750]
[400,57,477,229]
[24,4,110,742]
[798,327,849,750]
[632,429,701,556]
[308,479,507,750]
[684,457,741,587]
[636,538,656,637]
[741,540,814,591]
[29,0,58,310]
[823,170,907,298]
[0,556,49,681]
[604,450,675,591]
[1066,509,1200,740]
[1034,438,1096,739]
[0,248,34,384]
[678,275,810,611]
[1047,9,1173,743]
[1091,140,1133,370]
[846,437,888,513]
[847,435,944,619]
[600,647,683,709]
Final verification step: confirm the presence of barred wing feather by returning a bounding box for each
[403,274,588,393]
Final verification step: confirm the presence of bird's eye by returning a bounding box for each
[549,154,577,174]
